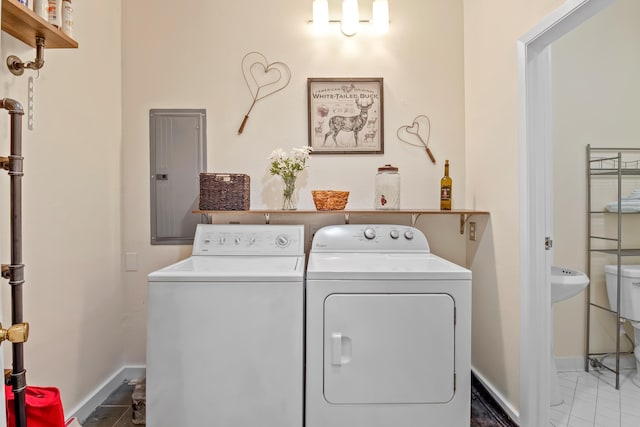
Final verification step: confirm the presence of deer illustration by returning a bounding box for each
[314,120,324,137]
[364,129,377,144]
[323,98,374,146]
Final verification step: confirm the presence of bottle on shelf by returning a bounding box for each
[440,160,452,210]
[34,0,49,21]
[62,0,73,37]
[48,0,61,28]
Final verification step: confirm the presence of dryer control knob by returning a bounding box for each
[404,230,414,240]
[235,237,241,245]
[219,237,226,245]
[390,230,400,239]
[276,235,290,247]
[364,228,376,240]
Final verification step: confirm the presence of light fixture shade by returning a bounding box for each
[372,0,389,33]
[341,0,360,36]
[313,0,330,33]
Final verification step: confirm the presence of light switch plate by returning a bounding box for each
[125,252,138,271]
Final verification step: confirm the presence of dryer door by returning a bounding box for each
[323,293,455,404]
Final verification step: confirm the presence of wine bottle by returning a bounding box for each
[440,160,452,210]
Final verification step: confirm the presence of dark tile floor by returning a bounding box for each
[470,374,519,427]
[82,374,518,427]
[81,382,138,427]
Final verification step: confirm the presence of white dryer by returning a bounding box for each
[305,224,471,427]
[146,224,305,427]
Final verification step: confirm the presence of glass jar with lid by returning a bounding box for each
[374,164,400,210]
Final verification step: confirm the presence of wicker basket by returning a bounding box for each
[199,173,250,210]
[312,190,350,211]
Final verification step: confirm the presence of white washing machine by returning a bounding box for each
[305,224,471,427]
[146,224,305,427]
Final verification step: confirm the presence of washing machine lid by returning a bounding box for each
[306,252,471,280]
[148,255,305,282]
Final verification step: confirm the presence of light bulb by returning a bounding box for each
[313,0,329,33]
[341,0,360,36]
[372,0,389,33]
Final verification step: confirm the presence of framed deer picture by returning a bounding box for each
[307,78,384,154]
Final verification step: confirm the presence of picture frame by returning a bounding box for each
[307,77,384,154]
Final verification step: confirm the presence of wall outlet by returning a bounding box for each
[469,222,477,241]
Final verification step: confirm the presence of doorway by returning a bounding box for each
[518,0,615,426]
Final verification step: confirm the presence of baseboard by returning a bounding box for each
[471,366,520,425]
[555,354,636,372]
[66,365,146,424]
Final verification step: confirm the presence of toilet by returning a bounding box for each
[604,264,640,384]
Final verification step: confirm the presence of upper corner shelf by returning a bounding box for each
[1,0,78,48]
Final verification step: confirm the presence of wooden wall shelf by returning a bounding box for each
[1,0,78,48]
[193,209,490,234]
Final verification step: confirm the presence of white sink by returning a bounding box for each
[551,266,589,304]
[549,265,590,406]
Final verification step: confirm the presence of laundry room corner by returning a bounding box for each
[0,0,124,419]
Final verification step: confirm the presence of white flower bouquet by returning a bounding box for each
[268,146,313,179]
[268,146,312,209]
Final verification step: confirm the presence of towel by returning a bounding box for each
[622,189,640,200]
[605,200,640,212]
[605,189,640,212]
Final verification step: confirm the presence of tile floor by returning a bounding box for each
[81,381,138,427]
[81,373,517,427]
[550,369,640,427]
[79,369,640,427]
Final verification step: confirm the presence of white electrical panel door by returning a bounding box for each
[323,293,455,404]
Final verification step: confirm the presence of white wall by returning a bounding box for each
[463,0,567,411]
[121,0,467,364]
[0,1,123,415]
[552,0,640,359]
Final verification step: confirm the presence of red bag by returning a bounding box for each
[5,385,65,427]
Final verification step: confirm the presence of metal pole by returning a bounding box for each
[585,145,592,372]
[1,98,27,427]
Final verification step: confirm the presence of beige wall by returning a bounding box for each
[0,1,123,415]
[552,0,640,359]
[3,0,624,418]
[463,0,566,411]
[121,0,467,364]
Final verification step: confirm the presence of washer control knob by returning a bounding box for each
[390,230,400,239]
[364,228,376,240]
[248,237,256,246]
[235,237,241,245]
[276,235,290,248]
[404,230,414,240]
[219,237,226,245]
